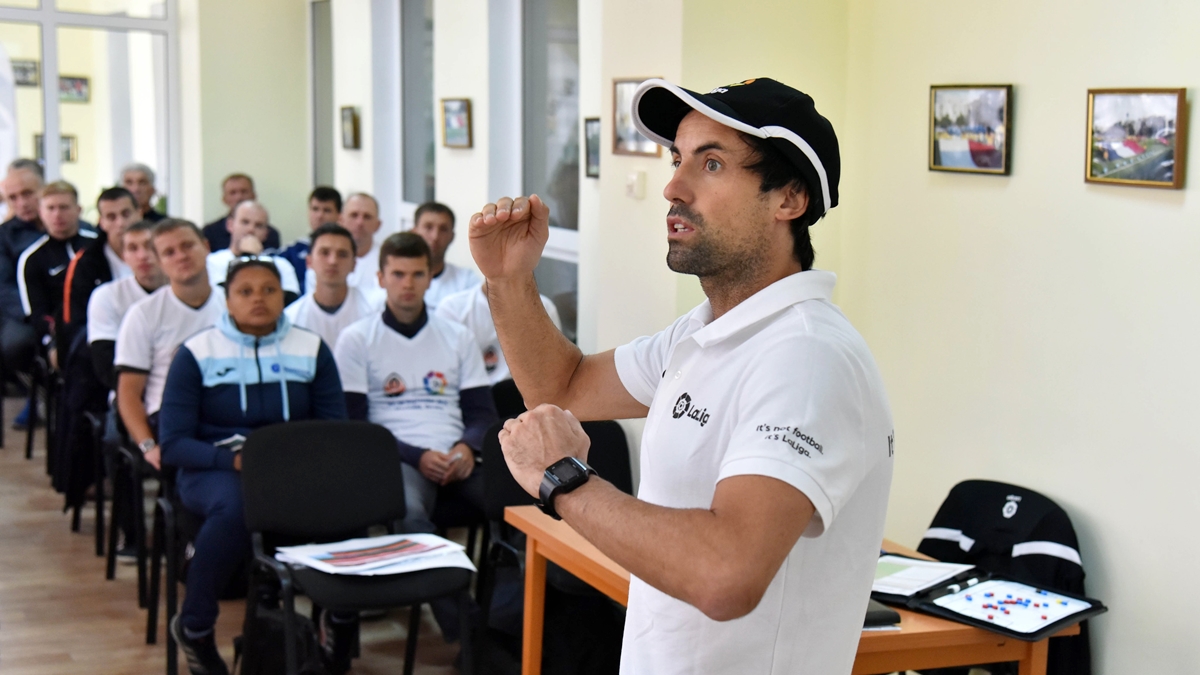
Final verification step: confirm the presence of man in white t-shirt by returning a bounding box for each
[205,200,300,295]
[412,202,481,311]
[435,282,561,385]
[306,192,386,307]
[334,232,496,534]
[87,220,167,390]
[470,78,893,675]
[285,223,378,349]
[116,219,226,470]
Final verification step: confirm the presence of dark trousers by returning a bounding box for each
[1,319,36,376]
[177,468,250,632]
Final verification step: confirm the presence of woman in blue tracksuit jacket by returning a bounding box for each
[159,258,346,674]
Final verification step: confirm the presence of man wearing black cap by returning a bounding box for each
[470,78,894,674]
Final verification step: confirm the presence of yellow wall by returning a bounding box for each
[193,0,309,238]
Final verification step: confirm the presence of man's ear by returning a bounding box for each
[776,185,809,224]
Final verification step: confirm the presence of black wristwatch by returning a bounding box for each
[538,457,597,520]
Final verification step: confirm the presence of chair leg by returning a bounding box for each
[458,591,476,675]
[280,578,299,675]
[474,526,491,598]
[94,438,107,556]
[24,370,37,460]
[70,500,82,532]
[106,454,124,581]
[403,603,422,675]
[44,378,56,474]
[164,502,179,674]
[135,472,149,608]
[466,524,478,561]
[146,499,166,645]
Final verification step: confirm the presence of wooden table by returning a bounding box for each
[505,505,1079,675]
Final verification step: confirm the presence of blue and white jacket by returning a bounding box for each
[159,312,346,471]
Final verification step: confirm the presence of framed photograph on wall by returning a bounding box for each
[58,76,89,103]
[441,98,473,148]
[584,117,601,178]
[340,106,360,149]
[12,60,39,87]
[34,134,78,163]
[929,85,1012,174]
[613,79,661,156]
[1086,88,1186,189]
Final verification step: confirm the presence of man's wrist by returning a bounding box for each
[553,477,600,520]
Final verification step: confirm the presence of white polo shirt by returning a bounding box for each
[424,262,481,311]
[87,276,153,343]
[612,271,894,675]
[334,311,490,452]
[114,286,226,415]
[284,286,380,349]
[206,248,301,295]
[435,284,562,384]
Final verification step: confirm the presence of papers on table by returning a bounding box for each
[873,555,974,597]
[275,534,477,576]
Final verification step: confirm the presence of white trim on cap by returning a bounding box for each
[1011,541,1083,566]
[922,527,975,552]
[631,78,832,214]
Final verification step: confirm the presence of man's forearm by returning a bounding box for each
[117,384,154,444]
[488,275,582,408]
[555,479,758,621]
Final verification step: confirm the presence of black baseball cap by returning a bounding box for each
[632,77,840,219]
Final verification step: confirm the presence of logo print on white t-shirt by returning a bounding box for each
[383,373,406,397]
[483,346,499,373]
[423,371,448,395]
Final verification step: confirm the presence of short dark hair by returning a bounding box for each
[97,186,137,210]
[309,186,342,212]
[125,220,156,237]
[741,134,819,271]
[414,201,455,227]
[310,222,357,256]
[379,231,431,271]
[8,158,43,180]
[150,218,205,249]
[225,257,282,293]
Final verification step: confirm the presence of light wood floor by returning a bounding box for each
[0,395,460,674]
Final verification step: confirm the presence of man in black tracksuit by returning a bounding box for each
[0,161,47,382]
[18,181,98,361]
[61,187,143,350]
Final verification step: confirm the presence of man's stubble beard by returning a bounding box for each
[665,204,770,290]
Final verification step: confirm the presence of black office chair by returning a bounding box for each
[109,441,157,609]
[491,379,527,420]
[917,479,1092,675]
[81,411,107,556]
[145,466,205,672]
[241,420,475,675]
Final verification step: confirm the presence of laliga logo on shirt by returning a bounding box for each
[383,373,406,397]
[423,371,448,395]
[483,346,499,373]
[671,392,710,427]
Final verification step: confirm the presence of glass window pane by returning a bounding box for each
[523,0,579,231]
[0,21,44,198]
[402,0,434,203]
[534,256,577,343]
[58,25,169,221]
[56,0,165,19]
[0,1,40,9]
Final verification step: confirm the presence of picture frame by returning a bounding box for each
[12,59,39,87]
[340,106,360,149]
[929,85,1012,175]
[584,117,601,178]
[441,98,472,148]
[34,134,78,163]
[1085,88,1187,189]
[58,75,89,103]
[613,78,661,157]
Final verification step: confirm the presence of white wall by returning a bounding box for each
[838,1,1200,672]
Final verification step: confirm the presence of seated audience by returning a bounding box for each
[202,173,281,252]
[284,223,378,348]
[436,282,562,385]
[334,232,496,534]
[412,202,481,311]
[88,221,167,390]
[306,192,386,306]
[116,220,224,470]
[159,258,346,675]
[120,163,166,223]
[61,187,142,348]
[205,200,300,295]
[0,160,46,417]
[18,181,98,359]
[278,186,342,294]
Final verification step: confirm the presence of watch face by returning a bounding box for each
[553,459,585,483]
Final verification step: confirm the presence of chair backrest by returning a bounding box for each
[491,379,526,420]
[481,418,634,522]
[241,420,407,541]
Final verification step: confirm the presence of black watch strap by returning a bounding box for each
[538,457,597,520]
